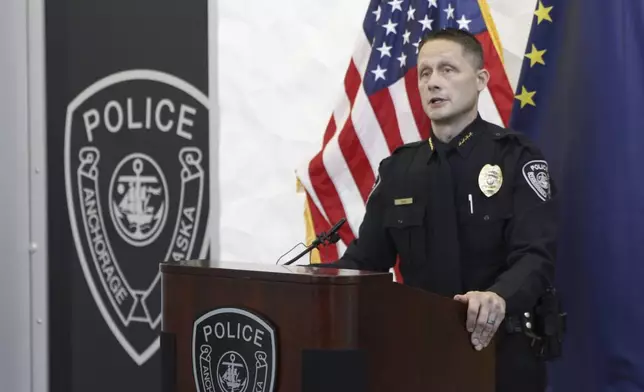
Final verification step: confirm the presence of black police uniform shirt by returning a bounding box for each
[328,114,557,315]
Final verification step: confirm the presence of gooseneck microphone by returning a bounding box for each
[282,218,346,266]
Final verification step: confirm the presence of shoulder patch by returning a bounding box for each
[522,160,551,201]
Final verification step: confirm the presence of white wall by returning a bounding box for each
[0,0,48,390]
[217,0,370,263]
[0,0,31,387]
[216,0,538,264]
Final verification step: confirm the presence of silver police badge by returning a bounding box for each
[64,70,211,365]
[522,160,551,201]
[193,308,277,392]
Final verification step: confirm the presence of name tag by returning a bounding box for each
[394,198,413,205]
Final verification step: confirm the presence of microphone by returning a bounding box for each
[325,218,346,241]
[282,218,346,266]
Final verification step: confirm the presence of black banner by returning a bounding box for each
[45,0,210,390]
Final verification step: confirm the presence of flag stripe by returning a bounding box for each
[337,120,376,202]
[344,60,362,108]
[478,31,513,125]
[321,133,363,242]
[388,77,423,143]
[323,126,367,237]
[479,87,503,125]
[323,59,362,148]
[368,88,405,153]
[336,240,347,259]
[403,67,431,139]
[299,155,330,222]
[322,115,336,147]
[304,43,375,252]
[351,87,391,175]
[306,194,339,261]
[353,34,373,78]
[306,150,348,238]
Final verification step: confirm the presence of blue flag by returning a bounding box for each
[510,0,644,390]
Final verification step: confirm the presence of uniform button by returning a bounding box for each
[483,215,490,221]
[495,132,501,136]
[398,219,403,224]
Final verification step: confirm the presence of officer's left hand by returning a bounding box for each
[453,291,506,351]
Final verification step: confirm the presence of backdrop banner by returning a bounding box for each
[45,0,211,390]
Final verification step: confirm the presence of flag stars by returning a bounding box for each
[428,0,438,8]
[534,1,553,24]
[407,6,416,21]
[371,65,387,81]
[444,3,455,19]
[383,18,398,35]
[418,15,434,31]
[373,5,382,22]
[456,14,472,30]
[388,0,403,13]
[397,52,407,68]
[525,44,546,67]
[413,38,422,54]
[377,42,393,58]
[515,86,536,108]
[403,29,411,44]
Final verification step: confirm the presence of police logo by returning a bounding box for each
[109,154,169,247]
[193,308,277,392]
[64,70,211,365]
[523,160,551,201]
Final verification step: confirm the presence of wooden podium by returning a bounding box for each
[160,260,494,392]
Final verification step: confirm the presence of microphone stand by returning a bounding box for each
[282,231,341,266]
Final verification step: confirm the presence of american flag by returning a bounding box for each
[295,0,514,278]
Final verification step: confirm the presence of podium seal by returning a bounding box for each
[192,307,277,392]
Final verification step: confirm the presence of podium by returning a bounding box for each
[160,260,495,392]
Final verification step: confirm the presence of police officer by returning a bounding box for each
[317,28,557,391]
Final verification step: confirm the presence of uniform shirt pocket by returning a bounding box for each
[383,203,426,265]
[457,198,513,256]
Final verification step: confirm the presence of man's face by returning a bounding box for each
[417,39,488,123]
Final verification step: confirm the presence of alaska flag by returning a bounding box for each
[510,0,644,390]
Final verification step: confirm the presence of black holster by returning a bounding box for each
[504,287,567,361]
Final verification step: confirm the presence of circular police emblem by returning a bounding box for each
[64,70,211,365]
[109,154,169,247]
[193,308,277,392]
[537,172,550,190]
[522,160,551,201]
[217,351,249,392]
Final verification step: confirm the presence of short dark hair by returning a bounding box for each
[417,28,484,69]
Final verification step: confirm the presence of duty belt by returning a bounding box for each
[503,310,567,361]
[503,313,531,334]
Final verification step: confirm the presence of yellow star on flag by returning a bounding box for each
[534,1,553,24]
[515,86,536,108]
[525,44,546,67]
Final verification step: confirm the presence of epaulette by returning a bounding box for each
[485,122,521,140]
[391,140,425,155]
[485,122,543,154]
